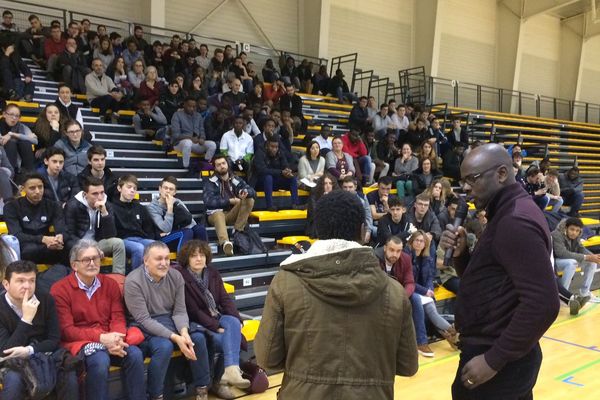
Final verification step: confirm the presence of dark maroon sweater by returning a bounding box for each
[453,183,559,371]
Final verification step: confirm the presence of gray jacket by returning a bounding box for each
[551,218,591,263]
[146,196,196,233]
[171,110,205,144]
[54,137,92,176]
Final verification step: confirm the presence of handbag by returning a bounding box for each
[240,358,269,393]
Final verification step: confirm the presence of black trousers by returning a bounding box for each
[452,343,542,400]
[21,242,67,265]
[3,137,35,171]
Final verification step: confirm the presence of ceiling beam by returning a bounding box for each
[523,0,582,19]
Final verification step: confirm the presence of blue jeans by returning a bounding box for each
[259,174,299,208]
[357,155,372,184]
[1,366,78,400]
[563,191,584,216]
[409,293,428,346]
[533,195,550,210]
[161,225,208,252]
[205,315,242,367]
[335,86,357,103]
[140,333,211,398]
[124,237,155,269]
[548,196,564,213]
[555,258,597,295]
[84,347,146,400]
[1,234,20,260]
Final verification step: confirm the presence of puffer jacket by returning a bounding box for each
[255,239,418,400]
[551,218,591,263]
[203,174,255,214]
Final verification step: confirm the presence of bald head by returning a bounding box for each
[461,143,516,210]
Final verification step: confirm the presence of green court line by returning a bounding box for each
[555,357,600,381]
[419,352,460,369]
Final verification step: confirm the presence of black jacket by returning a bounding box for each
[279,94,304,118]
[77,165,119,201]
[203,174,255,213]
[252,149,289,186]
[40,169,80,204]
[64,193,118,248]
[377,214,412,245]
[111,199,157,239]
[4,196,65,244]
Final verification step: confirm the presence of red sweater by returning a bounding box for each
[341,134,368,158]
[377,252,415,297]
[50,273,127,355]
[44,38,66,59]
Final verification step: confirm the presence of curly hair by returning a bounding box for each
[312,173,339,200]
[315,190,365,241]
[33,104,68,147]
[177,240,213,267]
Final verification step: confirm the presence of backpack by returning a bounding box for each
[232,229,267,255]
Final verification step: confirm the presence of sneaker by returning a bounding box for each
[210,383,235,399]
[195,386,208,400]
[223,241,234,257]
[576,294,591,308]
[220,366,251,389]
[568,295,582,316]
[111,112,120,124]
[586,293,600,303]
[417,344,434,358]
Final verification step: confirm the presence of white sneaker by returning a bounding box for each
[586,293,600,303]
[223,241,234,257]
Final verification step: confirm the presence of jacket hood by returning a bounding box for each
[279,239,389,307]
[553,218,582,240]
[74,190,91,209]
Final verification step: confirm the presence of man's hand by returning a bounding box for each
[165,193,175,212]
[239,189,248,199]
[3,346,32,359]
[217,328,225,333]
[440,225,467,258]
[381,195,389,204]
[42,236,57,249]
[94,195,108,215]
[282,168,293,178]
[426,289,435,297]
[585,254,600,263]
[0,135,11,146]
[197,138,205,145]
[229,197,241,205]
[173,333,196,361]
[99,332,126,348]
[460,354,497,389]
[21,289,39,324]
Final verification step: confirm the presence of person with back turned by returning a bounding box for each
[255,190,418,399]
[440,143,559,400]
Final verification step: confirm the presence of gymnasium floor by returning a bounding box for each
[223,292,600,400]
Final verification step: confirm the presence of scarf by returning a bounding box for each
[189,267,219,318]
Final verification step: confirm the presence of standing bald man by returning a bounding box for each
[440,144,559,400]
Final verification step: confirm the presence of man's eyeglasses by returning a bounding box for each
[3,112,20,119]
[460,164,502,188]
[75,256,103,266]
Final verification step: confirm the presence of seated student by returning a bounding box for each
[348,96,369,132]
[340,176,374,244]
[85,58,124,123]
[448,117,468,146]
[54,120,92,176]
[559,166,584,217]
[412,158,443,196]
[314,124,333,156]
[111,175,157,269]
[325,136,355,181]
[64,176,126,274]
[0,146,14,208]
[54,84,84,128]
[220,116,254,173]
[4,172,67,264]
[252,135,301,211]
[552,217,600,303]
[40,147,80,205]
[442,142,466,184]
[377,196,414,246]
[545,169,564,213]
[253,118,288,156]
[175,240,251,399]
[124,241,213,400]
[204,155,255,256]
[171,97,218,173]
[32,104,66,159]
[147,176,208,251]
[298,140,325,188]
[58,38,90,94]
[341,129,372,186]
[406,192,442,244]
[159,79,185,124]
[372,103,395,139]
[0,260,79,400]
[423,179,446,216]
[0,39,35,101]
[132,99,168,140]
[51,239,146,400]
[393,143,418,199]
[367,176,394,221]
[404,230,457,349]
[305,173,339,238]
[524,165,549,211]
[375,236,433,357]
[0,103,37,173]
[78,144,119,201]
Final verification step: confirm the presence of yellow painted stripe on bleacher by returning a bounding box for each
[276,235,316,245]
[250,209,307,221]
[255,190,310,198]
[318,108,350,116]
[478,123,600,140]
[7,100,40,108]
[90,108,136,116]
[298,92,340,101]
[304,100,353,110]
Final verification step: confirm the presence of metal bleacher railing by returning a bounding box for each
[2,0,328,74]
[398,67,600,125]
